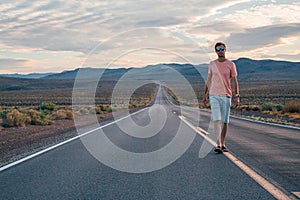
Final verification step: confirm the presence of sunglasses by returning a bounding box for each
[216,47,225,52]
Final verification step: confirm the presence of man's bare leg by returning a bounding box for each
[220,123,228,149]
[214,120,222,146]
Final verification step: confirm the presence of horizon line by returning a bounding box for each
[1,57,299,75]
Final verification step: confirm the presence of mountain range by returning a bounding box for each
[0,72,55,79]
[0,58,299,91]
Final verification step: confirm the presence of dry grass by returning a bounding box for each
[54,110,67,119]
[0,82,157,128]
[232,100,300,127]
[65,110,74,120]
[283,100,300,113]
[0,107,75,128]
[283,112,300,120]
[54,109,74,120]
[2,109,31,127]
[26,109,54,126]
[239,104,261,112]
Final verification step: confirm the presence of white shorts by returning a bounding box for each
[209,95,231,123]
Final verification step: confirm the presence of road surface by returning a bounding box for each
[0,87,299,199]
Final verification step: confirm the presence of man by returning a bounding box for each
[203,42,240,153]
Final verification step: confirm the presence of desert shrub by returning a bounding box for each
[2,109,30,127]
[54,109,74,120]
[239,105,261,112]
[261,102,274,111]
[95,106,103,114]
[238,105,247,111]
[111,107,118,112]
[65,110,74,120]
[283,101,300,113]
[250,105,261,111]
[261,103,283,112]
[246,105,261,111]
[87,106,96,114]
[79,108,90,115]
[129,104,138,109]
[41,103,57,111]
[274,104,283,111]
[37,111,54,125]
[27,109,54,125]
[27,110,41,125]
[99,104,112,113]
[55,110,67,119]
[0,109,4,119]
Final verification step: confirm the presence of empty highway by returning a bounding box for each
[0,87,299,199]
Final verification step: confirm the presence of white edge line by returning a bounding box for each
[0,107,148,172]
[179,115,292,200]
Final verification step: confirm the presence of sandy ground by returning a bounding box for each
[0,119,77,167]
[0,111,118,168]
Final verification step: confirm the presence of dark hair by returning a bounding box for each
[215,42,226,50]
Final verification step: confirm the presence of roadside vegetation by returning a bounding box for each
[165,80,300,127]
[0,101,153,129]
[0,104,72,128]
[231,80,300,126]
[235,101,300,126]
[0,83,157,129]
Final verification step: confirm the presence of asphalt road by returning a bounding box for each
[182,106,300,197]
[0,87,299,199]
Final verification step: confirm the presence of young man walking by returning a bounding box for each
[203,42,240,153]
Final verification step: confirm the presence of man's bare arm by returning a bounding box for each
[232,76,240,107]
[203,73,212,106]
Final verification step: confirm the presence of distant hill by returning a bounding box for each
[0,76,74,91]
[43,64,206,84]
[0,58,299,91]
[41,58,300,81]
[43,69,83,79]
[43,68,129,80]
[118,63,205,83]
[233,58,300,81]
[0,72,55,79]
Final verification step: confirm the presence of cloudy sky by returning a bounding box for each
[0,0,300,74]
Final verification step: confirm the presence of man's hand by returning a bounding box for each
[203,85,209,107]
[234,96,240,108]
[203,95,208,107]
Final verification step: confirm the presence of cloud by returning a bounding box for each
[226,23,300,51]
[188,21,242,34]
[0,58,31,70]
[0,0,248,54]
[222,2,300,29]
[34,0,62,11]
[263,52,300,61]
[81,28,208,68]
[0,0,300,73]
[137,17,187,27]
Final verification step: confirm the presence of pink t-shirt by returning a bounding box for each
[208,59,237,97]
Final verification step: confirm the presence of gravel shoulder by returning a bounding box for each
[0,112,117,168]
[0,119,77,167]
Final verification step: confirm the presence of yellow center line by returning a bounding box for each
[179,115,293,200]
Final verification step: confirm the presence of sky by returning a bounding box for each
[0,0,300,74]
